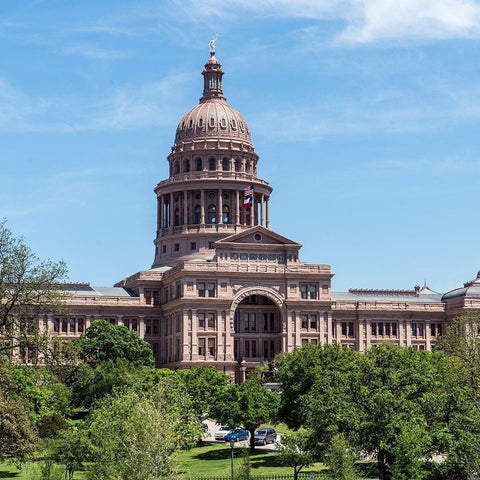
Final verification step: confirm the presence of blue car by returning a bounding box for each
[224,428,249,442]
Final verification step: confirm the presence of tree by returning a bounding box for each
[210,379,279,451]
[0,220,67,357]
[277,428,317,480]
[87,381,202,480]
[325,434,359,480]
[0,391,37,462]
[74,319,154,367]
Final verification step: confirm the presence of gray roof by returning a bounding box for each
[66,286,138,297]
[442,271,480,301]
[333,288,443,304]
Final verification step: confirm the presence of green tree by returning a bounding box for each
[74,319,154,367]
[325,434,359,480]
[277,428,317,480]
[210,379,279,451]
[0,390,37,462]
[175,366,230,420]
[87,381,201,480]
[0,220,67,359]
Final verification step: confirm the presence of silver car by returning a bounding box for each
[254,428,277,445]
[214,425,232,441]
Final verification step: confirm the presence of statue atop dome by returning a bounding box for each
[209,34,218,54]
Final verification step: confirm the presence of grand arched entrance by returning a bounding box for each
[232,292,284,381]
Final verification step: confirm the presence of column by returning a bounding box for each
[235,190,240,226]
[183,190,188,226]
[200,190,205,225]
[425,319,431,350]
[266,197,270,229]
[250,195,254,226]
[366,319,371,349]
[161,196,165,228]
[182,310,189,360]
[357,318,364,352]
[169,192,174,232]
[218,189,223,225]
[157,197,161,233]
[327,311,333,344]
[138,315,145,339]
[260,194,265,226]
[192,309,198,361]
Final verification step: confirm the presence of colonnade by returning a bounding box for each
[157,188,270,233]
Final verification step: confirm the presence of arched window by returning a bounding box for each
[185,159,190,172]
[194,205,201,224]
[234,159,240,172]
[207,204,216,224]
[231,119,237,128]
[198,118,203,127]
[175,162,180,174]
[222,205,230,224]
[196,158,202,171]
[246,161,251,173]
[210,117,215,127]
[221,118,227,128]
[209,157,216,171]
[174,208,180,226]
[222,158,229,171]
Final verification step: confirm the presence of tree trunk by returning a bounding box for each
[249,428,256,452]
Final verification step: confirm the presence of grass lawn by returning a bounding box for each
[176,441,326,477]
[0,463,86,479]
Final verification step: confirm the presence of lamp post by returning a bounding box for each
[230,439,235,480]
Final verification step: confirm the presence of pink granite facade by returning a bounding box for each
[42,51,479,381]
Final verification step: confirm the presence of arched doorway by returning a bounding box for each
[232,293,284,381]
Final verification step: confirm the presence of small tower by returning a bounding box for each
[200,52,225,102]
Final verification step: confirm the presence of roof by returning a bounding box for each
[65,285,138,298]
[333,287,443,303]
[442,270,480,301]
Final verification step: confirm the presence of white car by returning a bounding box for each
[214,425,232,441]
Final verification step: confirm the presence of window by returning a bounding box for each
[392,323,397,336]
[198,282,205,297]
[162,245,166,253]
[221,118,226,127]
[207,313,215,329]
[210,117,215,127]
[198,338,205,356]
[198,313,205,328]
[222,158,229,170]
[196,158,202,171]
[153,320,159,335]
[207,283,216,297]
[146,320,151,335]
[310,316,318,330]
[231,119,237,128]
[53,317,60,333]
[322,284,329,294]
[194,205,201,224]
[62,318,68,333]
[185,159,190,172]
[301,284,317,299]
[371,322,377,336]
[77,318,84,333]
[174,243,179,252]
[208,241,215,250]
[208,204,216,224]
[431,323,443,337]
[235,159,240,172]
[378,322,384,336]
[222,205,230,223]
[198,118,203,127]
[412,323,424,337]
[209,157,216,170]
[301,314,308,329]
[153,291,159,305]
[190,242,197,250]
[208,338,215,356]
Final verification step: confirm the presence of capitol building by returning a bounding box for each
[50,49,480,382]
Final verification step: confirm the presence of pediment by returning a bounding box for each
[215,226,302,248]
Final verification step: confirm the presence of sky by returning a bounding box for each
[0,0,479,293]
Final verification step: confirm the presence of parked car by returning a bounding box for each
[214,425,232,441]
[224,428,249,443]
[254,428,277,445]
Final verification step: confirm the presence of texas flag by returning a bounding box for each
[243,185,254,209]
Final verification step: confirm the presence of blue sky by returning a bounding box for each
[0,0,479,293]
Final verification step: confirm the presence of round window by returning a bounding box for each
[254,233,262,242]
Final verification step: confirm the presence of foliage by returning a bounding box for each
[175,366,230,420]
[233,448,251,480]
[0,390,37,462]
[0,220,67,357]
[210,378,280,451]
[86,381,202,480]
[277,428,317,480]
[325,434,359,480]
[73,319,154,367]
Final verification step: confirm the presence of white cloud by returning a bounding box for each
[62,45,129,59]
[174,0,480,44]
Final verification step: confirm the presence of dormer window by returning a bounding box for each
[210,117,215,127]
[231,119,237,129]
[189,119,193,128]
[198,118,203,127]
[239,121,245,132]
[221,118,227,128]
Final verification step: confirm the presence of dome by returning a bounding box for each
[173,51,253,149]
[174,99,252,146]
[442,270,480,301]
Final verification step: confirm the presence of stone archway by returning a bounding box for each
[230,287,286,382]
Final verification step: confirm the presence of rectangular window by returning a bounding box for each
[348,322,354,338]
[53,317,60,333]
[300,285,307,299]
[385,322,391,336]
[162,245,167,253]
[378,323,384,336]
[310,316,317,330]
[245,340,250,358]
[341,322,347,337]
[207,313,215,329]
[190,242,197,250]
[263,313,268,331]
[123,318,129,328]
[252,341,257,358]
[131,319,137,332]
[309,285,317,299]
[322,284,329,294]
[207,283,216,297]
[174,243,179,252]
[198,313,205,328]
[418,323,424,337]
[269,313,275,331]
[153,320,159,335]
[302,339,309,347]
[412,323,417,337]
[371,322,377,336]
[301,314,308,329]
[153,291,159,305]
[145,290,152,305]
[146,320,151,335]
[244,313,249,331]
[198,282,205,297]
[392,323,397,336]
[208,338,215,356]
[250,313,256,331]
[198,338,205,356]
[176,283,181,298]
[62,318,68,333]
[77,318,84,333]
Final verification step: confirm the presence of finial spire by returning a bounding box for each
[209,34,218,54]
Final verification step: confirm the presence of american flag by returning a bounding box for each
[244,185,254,197]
